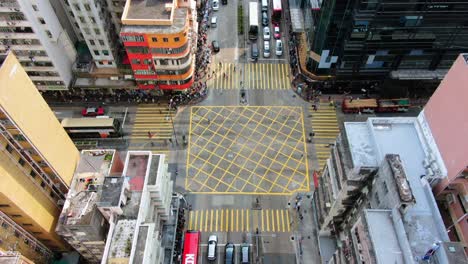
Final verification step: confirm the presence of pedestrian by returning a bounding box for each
[328,95,331,102]
[147,131,153,139]
[312,104,317,111]
[233,66,236,72]
[219,62,222,68]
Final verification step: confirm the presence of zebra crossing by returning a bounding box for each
[310,102,340,170]
[208,63,291,90]
[188,208,292,233]
[128,105,174,155]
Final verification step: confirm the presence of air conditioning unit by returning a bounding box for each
[325,202,331,208]
[357,243,363,250]
[359,254,365,261]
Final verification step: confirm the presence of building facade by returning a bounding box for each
[313,116,468,263]
[419,54,468,253]
[305,0,468,90]
[60,0,119,69]
[120,0,197,90]
[0,0,77,90]
[0,53,80,256]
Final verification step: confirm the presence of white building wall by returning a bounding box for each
[66,0,116,68]
[15,0,76,90]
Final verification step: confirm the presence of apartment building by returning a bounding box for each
[0,53,80,258]
[57,151,174,263]
[0,0,77,90]
[105,0,126,33]
[61,0,118,69]
[120,0,197,90]
[313,116,467,263]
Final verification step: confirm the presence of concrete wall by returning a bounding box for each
[424,54,468,194]
[0,53,79,185]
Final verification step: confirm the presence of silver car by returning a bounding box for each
[263,26,270,41]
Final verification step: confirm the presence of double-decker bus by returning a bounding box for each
[249,2,259,40]
[61,118,122,139]
[272,0,282,22]
[182,231,200,264]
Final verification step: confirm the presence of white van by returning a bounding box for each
[213,0,219,11]
[211,16,217,28]
[261,0,268,12]
[207,235,218,261]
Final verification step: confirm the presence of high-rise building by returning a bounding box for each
[0,52,80,257]
[120,0,197,90]
[0,0,77,90]
[60,0,119,69]
[302,0,468,91]
[419,53,468,253]
[313,115,467,263]
[56,151,174,263]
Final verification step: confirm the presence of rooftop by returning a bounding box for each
[365,209,404,264]
[125,0,173,20]
[100,177,126,207]
[121,8,188,34]
[344,118,449,257]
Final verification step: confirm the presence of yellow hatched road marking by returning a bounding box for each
[270,64,274,89]
[199,210,204,231]
[246,209,250,232]
[271,209,275,232]
[236,209,239,232]
[281,209,285,232]
[286,210,291,232]
[189,211,194,230]
[263,64,267,89]
[267,64,272,89]
[215,209,219,232]
[256,64,260,89]
[266,209,270,232]
[210,209,214,232]
[225,209,229,232]
[231,209,234,232]
[276,209,281,232]
[194,210,199,231]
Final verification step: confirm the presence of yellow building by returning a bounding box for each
[0,52,80,258]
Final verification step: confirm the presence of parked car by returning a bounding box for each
[207,235,218,261]
[263,26,270,40]
[225,243,235,264]
[262,11,268,26]
[82,106,105,117]
[263,41,270,58]
[211,16,217,28]
[251,43,259,61]
[275,39,283,56]
[213,0,219,10]
[212,40,220,52]
[273,26,281,39]
[241,243,250,264]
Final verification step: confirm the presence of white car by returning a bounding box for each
[275,39,283,56]
[212,0,219,11]
[207,235,218,260]
[263,41,270,57]
[263,26,270,41]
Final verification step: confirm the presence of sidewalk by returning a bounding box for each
[291,192,321,264]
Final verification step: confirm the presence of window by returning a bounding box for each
[122,35,144,42]
[375,192,380,205]
[84,4,91,11]
[6,144,13,153]
[79,16,86,23]
[163,37,168,42]
[32,5,38,11]
[38,17,46,24]
[83,28,90,34]
[102,50,109,56]
[22,223,33,227]
[98,61,104,65]
[90,17,96,24]
[152,37,158,42]
[40,181,46,188]
[93,50,100,56]
[174,37,180,42]
[94,28,101,35]
[89,39,95,45]
[45,30,53,38]
[131,59,141,64]
[98,39,105,45]
[0,204,10,208]
[73,4,81,11]
[30,170,36,178]
[11,215,21,218]
[18,158,25,166]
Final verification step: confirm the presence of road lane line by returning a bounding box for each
[195,210,199,232]
[205,210,209,232]
[231,209,234,232]
[266,209,270,232]
[215,209,219,232]
[281,209,285,232]
[189,211,194,230]
[286,210,290,232]
[276,209,281,232]
[236,209,239,232]
[241,209,244,231]
[210,209,213,232]
[246,209,250,232]
[271,209,275,232]
[221,209,224,232]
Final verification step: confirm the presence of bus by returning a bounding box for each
[182,231,200,264]
[272,0,282,22]
[61,118,122,139]
[249,2,259,40]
